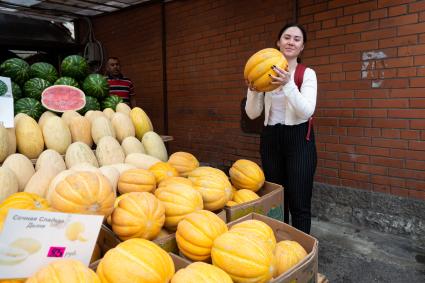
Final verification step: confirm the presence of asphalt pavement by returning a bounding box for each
[311,217,425,282]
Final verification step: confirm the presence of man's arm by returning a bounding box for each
[129,80,136,107]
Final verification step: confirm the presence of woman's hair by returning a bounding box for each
[277,23,307,43]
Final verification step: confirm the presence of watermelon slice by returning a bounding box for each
[41,85,86,112]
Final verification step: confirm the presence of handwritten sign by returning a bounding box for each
[0,209,103,279]
[0,76,14,128]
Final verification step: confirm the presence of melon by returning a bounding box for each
[2,153,35,192]
[41,85,86,112]
[0,167,19,202]
[244,48,288,92]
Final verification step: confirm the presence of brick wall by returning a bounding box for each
[90,0,425,201]
[298,0,425,200]
[89,4,165,133]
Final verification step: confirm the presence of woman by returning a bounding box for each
[245,23,317,234]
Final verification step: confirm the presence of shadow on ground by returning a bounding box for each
[311,218,425,282]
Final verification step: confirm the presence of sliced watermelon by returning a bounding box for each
[41,85,86,113]
[0,58,30,86]
[30,62,58,83]
[15,97,45,120]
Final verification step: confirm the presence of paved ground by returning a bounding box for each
[311,217,425,283]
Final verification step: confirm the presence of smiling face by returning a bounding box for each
[276,26,304,60]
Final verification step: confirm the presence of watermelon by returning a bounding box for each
[0,80,7,96]
[0,58,30,86]
[61,55,88,81]
[14,97,45,120]
[41,85,86,113]
[82,74,109,99]
[54,77,80,88]
[23,78,52,100]
[101,95,123,110]
[11,81,22,99]
[30,62,58,83]
[78,95,100,115]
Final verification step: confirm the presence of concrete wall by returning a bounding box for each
[89,0,425,204]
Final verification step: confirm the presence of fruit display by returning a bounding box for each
[0,82,310,282]
[0,55,129,120]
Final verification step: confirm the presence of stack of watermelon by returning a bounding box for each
[0,54,119,120]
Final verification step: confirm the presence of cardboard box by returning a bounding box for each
[225,181,284,222]
[89,224,121,271]
[229,213,318,283]
[153,209,226,253]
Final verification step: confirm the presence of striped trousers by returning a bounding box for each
[260,121,317,234]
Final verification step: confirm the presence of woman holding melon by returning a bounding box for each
[245,23,317,234]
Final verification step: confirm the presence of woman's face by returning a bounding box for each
[277,26,304,60]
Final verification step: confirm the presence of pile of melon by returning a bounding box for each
[0,101,309,282]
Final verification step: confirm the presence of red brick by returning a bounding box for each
[378,0,415,8]
[406,180,425,191]
[389,88,425,98]
[411,120,425,129]
[346,20,380,33]
[382,128,401,138]
[379,35,417,48]
[314,8,344,21]
[328,0,359,9]
[322,19,337,29]
[371,8,388,19]
[365,128,382,137]
[361,27,397,41]
[353,12,371,23]
[398,43,425,56]
[354,109,388,117]
[372,138,409,149]
[356,163,388,175]
[340,118,372,127]
[356,145,390,157]
[316,27,346,38]
[389,4,408,16]
[397,67,417,77]
[340,170,370,181]
[389,168,425,180]
[372,99,409,108]
[330,33,361,45]
[340,136,371,145]
[410,98,425,108]
[380,13,418,28]
[409,140,425,150]
[344,2,377,15]
[339,100,370,108]
[337,15,353,26]
[406,159,425,170]
[371,175,405,187]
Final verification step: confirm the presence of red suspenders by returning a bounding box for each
[294,64,314,141]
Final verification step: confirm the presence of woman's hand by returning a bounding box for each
[245,79,259,92]
[269,65,290,86]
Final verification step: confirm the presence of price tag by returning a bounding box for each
[0,209,103,279]
[0,76,14,128]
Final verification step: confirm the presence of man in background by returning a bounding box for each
[105,57,136,107]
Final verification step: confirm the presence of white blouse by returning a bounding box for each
[245,67,317,126]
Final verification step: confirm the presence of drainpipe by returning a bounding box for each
[293,0,298,23]
[161,0,168,135]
